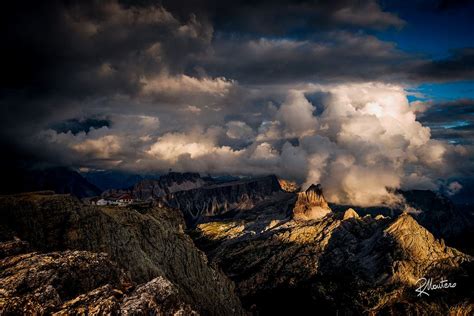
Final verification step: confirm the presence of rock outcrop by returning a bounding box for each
[0,192,244,315]
[343,208,359,220]
[292,184,331,220]
[277,178,300,193]
[159,175,283,226]
[0,246,198,315]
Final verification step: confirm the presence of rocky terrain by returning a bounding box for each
[0,191,244,315]
[101,171,209,202]
[1,173,473,315]
[401,190,473,245]
[332,189,474,253]
[158,175,284,226]
[192,184,474,314]
[0,246,199,315]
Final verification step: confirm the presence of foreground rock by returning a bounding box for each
[0,247,198,315]
[194,209,474,314]
[0,192,244,315]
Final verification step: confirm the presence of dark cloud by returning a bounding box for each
[0,0,214,154]
[197,32,410,84]
[410,48,474,82]
[159,0,404,34]
[383,0,474,11]
[416,99,474,144]
[435,0,473,11]
[1,0,212,96]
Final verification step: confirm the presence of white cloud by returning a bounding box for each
[226,121,255,140]
[141,74,234,98]
[276,90,318,137]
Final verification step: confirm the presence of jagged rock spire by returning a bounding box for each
[292,183,331,220]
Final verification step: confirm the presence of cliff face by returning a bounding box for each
[292,184,331,220]
[159,175,283,226]
[0,192,244,315]
[193,206,473,314]
[132,172,207,200]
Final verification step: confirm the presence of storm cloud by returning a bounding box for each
[1,0,473,206]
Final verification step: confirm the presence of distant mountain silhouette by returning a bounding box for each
[1,166,101,198]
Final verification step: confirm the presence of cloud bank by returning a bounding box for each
[1,0,473,206]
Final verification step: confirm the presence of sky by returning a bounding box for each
[1,0,473,206]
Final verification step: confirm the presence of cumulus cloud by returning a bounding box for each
[34,81,470,206]
[226,121,255,140]
[141,74,234,100]
[276,91,318,137]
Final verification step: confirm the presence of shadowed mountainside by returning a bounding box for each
[0,192,244,315]
[159,175,283,226]
[1,167,101,198]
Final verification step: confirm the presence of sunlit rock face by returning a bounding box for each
[277,178,300,193]
[342,208,360,220]
[293,184,331,220]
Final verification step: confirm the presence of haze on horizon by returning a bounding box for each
[1,0,473,206]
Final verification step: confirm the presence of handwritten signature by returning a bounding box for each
[415,277,456,297]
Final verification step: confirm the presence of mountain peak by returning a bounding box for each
[292,183,331,220]
[343,208,360,220]
[383,212,467,267]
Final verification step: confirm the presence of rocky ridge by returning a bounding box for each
[159,175,284,226]
[0,192,244,315]
[132,172,207,200]
[193,204,474,314]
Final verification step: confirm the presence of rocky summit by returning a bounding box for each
[292,184,332,220]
